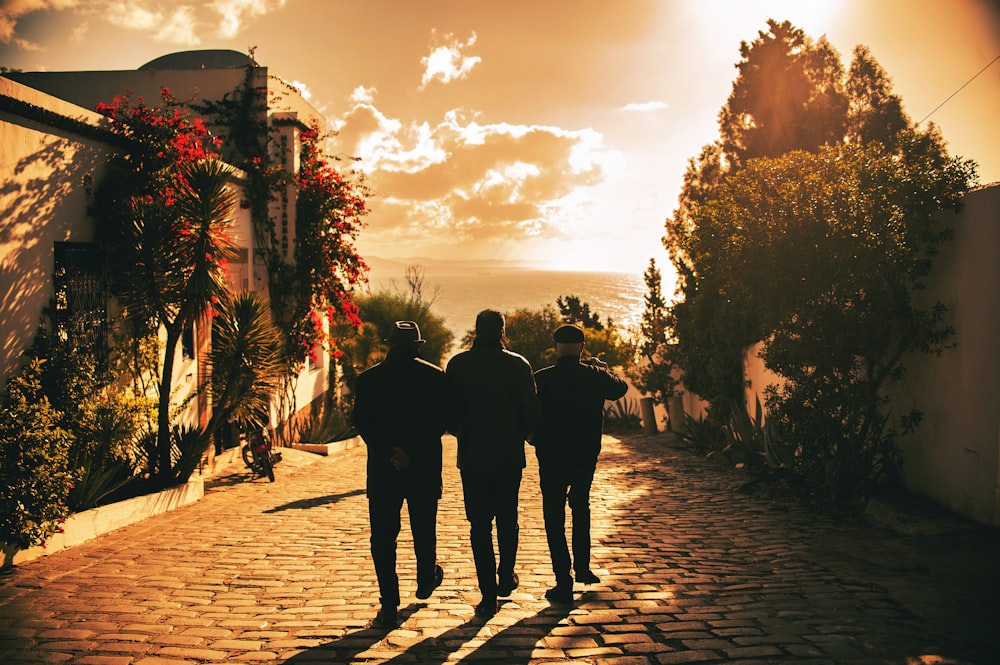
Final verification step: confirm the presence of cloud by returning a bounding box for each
[0,0,286,47]
[349,85,376,105]
[0,0,80,44]
[103,2,199,45]
[331,100,612,251]
[154,5,200,45]
[623,100,670,112]
[211,0,284,39]
[288,79,312,100]
[105,1,158,31]
[419,31,481,89]
[69,20,87,41]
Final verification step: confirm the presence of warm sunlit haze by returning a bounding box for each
[2,0,998,280]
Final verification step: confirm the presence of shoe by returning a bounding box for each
[368,606,399,629]
[416,564,444,599]
[544,584,573,604]
[575,570,599,584]
[497,572,519,597]
[474,598,499,618]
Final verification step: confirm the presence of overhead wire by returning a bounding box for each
[918,53,1000,124]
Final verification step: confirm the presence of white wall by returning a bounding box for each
[0,78,109,382]
[892,185,1000,525]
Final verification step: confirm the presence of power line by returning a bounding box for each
[918,53,1000,124]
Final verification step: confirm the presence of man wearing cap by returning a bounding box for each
[353,321,449,628]
[445,309,540,618]
[532,323,628,604]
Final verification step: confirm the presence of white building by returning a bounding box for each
[2,50,338,451]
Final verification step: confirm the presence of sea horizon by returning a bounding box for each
[361,256,646,342]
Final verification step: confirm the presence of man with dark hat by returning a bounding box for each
[445,309,540,618]
[532,323,628,604]
[353,320,449,628]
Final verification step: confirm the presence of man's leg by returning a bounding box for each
[539,465,572,585]
[494,467,522,584]
[568,466,597,581]
[461,470,498,604]
[369,490,404,609]
[407,492,442,596]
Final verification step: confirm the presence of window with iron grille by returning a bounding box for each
[53,241,108,356]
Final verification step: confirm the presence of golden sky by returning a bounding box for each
[2,0,998,274]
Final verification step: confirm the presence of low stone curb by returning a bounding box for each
[6,476,204,567]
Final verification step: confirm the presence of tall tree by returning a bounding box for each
[663,20,915,411]
[658,20,978,499]
[629,259,678,405]
[126,159,239,481]
[846,45,911,149]
[719,19,847,171]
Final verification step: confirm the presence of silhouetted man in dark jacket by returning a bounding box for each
[353,321,449,628]
[446,309,540,618]
[532,324,628,603]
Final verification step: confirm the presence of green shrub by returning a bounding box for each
[0,359,76,555]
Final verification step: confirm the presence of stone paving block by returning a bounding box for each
[655,650,720,664]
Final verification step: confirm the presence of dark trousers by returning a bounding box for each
[368,487,438,608]
[539,464,596,584]
[460,468,522,601]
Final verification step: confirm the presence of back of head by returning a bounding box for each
[474,309,505,346]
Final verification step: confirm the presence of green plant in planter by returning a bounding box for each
[0,359,76,565]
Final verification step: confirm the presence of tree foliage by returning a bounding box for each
[629,259,678,405]
[557,295,605,329]
[720,20,847,171]
[659,19,979,500]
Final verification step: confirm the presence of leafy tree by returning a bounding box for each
[661,19,978,499]
[665,20,916,412]
[846,45,909,150]
[557,295,604,329]
[630,259,678,405]
[744,137,974,500]
[719,19,847,171]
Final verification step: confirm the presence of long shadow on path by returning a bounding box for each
[264,489,366,513]
[281,605,572,665]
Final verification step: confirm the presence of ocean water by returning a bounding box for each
[365,261,646,341]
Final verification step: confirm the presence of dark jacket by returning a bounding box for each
[352,345,449,496]
[532,355,628,470]
[445,342,540,472]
